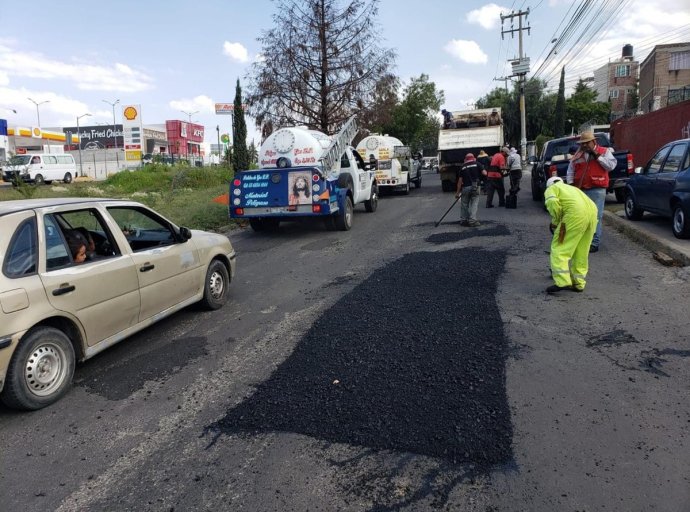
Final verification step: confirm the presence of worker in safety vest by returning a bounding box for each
[544,176,598,294]
[566,130,617,253]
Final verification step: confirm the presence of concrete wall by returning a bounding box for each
[610,100,690,166]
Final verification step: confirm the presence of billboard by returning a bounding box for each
[62,125,123,150]
[122,104,143,161]
[215,102,248,114]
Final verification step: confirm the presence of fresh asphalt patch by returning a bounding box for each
[205,248,513,467]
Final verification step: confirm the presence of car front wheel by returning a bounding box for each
[1,327,75,410]
[200,260,230,310]
[624,192,644,220]
[672,204,690,239]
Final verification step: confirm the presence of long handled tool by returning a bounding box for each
[434,197,460,227]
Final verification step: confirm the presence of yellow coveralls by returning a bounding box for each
[544,182,598,290]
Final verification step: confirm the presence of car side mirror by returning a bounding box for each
[634,166,643,174]
[179,226,192,241]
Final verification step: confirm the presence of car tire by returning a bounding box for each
[63,172,73,184]
[364,185,378,212]
[335,196,353,231]
[199,260,230,310]
[1,327,75,411]
[672,204,690,239]
[34,174,45,185]
[614,188,626,203]
[624,192,644,220]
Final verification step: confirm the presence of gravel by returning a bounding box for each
[208,248,513,467]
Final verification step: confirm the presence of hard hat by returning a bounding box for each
[546,176,563,188]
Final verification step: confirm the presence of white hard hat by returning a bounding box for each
[546,176,563,188]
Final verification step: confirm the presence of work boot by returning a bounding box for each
[468,220,481,227]
[589,245,599,253]
[546,284,571,294]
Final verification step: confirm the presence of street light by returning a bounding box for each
[76,113,92,177]
[102,99,120,150]
[27,98,50,127]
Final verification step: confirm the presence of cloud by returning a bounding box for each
[444,40,488,64]
[0,70,8,86]
[0,44,154,93]
[466,3,510,30]
[223,42,250,63]
[169,95,215,116]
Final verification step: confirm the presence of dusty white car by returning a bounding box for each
[0,198,237,410]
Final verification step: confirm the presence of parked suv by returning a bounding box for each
[624,138,690,239]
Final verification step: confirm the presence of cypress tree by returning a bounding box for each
[232,78,249,170]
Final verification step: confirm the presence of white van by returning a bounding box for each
[2,154,77,185]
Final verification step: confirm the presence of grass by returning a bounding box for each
[0,164,236,233]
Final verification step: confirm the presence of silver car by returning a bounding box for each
[0,198,237,410]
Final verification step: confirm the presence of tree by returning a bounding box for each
[356,73,400,140]
[248,139,259,167]
[384,74,444,154]
[246,0,396,134]
[232,79,250,171]
[554,67,566,137]
[566,79,610,132]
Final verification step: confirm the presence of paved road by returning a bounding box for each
[1,170,689,511]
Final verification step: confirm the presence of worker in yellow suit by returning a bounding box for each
[544,176,598,294]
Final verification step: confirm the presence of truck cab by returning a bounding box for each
[356,135,421,194]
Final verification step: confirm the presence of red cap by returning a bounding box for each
[464,153,476,162]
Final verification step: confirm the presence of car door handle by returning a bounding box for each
[139,263,155,272]
[52,285,76,296]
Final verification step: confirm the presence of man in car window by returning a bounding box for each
[566,131,617,253]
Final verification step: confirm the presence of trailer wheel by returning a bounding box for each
[249,218,265,231]
[335,196,353,231]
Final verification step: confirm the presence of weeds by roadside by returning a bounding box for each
[0,164,236,233]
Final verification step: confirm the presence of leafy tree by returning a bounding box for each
[565,78,611,131]
[246,0,396,134]
[384,74,444,153]
[554,67,566,137]
[357,73,400,140]
[232,79,250,171]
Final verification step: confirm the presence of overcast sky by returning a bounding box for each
[1,0,688,148]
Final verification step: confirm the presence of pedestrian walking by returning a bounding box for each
[543,176,598,294]
[566,130,617,253]
[485,147,507,208]
[455,153,482,227]
[506,147,523,207]
[477,149,491,194]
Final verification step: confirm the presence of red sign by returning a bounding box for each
[215,102,248,114]
[125,144,142,150]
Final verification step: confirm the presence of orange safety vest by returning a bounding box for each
[572,146,609,189]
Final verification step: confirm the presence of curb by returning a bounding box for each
[603,210,690,267]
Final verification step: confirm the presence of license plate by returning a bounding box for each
[270,207,282,213]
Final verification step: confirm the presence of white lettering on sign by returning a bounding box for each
[193,129,204,137]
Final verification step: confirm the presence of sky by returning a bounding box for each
[1,0,689,151]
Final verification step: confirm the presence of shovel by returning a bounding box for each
[435,197,460,227]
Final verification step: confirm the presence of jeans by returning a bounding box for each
[460,185,479,222]
[486,178,505,206]
[583,187,605,247]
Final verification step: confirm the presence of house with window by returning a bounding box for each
[639,42,690,113]
[592,44,639,120]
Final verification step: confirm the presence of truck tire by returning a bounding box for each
[335,196,353,231]
[1,327,75,410]
[364,184,378,212]
[249,218,265,231]
[403,179,411,195]
[531,176,543,201]
[441,180,454,192]
[614,188,625,203]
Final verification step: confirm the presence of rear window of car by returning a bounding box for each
[3,217,38,278]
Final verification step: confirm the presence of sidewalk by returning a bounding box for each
[603,209,690,266]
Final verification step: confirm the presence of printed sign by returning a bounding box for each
[215,103,249,114]
[122,104,143,162]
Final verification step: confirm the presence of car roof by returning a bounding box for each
[0,198,135,217]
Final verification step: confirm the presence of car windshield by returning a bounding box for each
[9,155,31,166]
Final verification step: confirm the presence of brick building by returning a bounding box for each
[592,44,639,120]
[639,42,690,113]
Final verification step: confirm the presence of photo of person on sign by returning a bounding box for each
[288,172,312,205]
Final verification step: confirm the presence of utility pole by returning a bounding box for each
[493,76,511,93]
[501,8,531,164]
